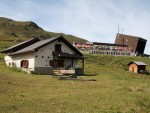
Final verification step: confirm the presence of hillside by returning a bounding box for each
[0,39,150,112]
[0,17,150,113]
[84,54,150,74]
[0,17,87,43]
[0,52,150,112]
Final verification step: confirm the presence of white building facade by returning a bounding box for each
[1,35,84,75]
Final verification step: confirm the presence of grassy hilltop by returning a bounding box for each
[0,17,150,113]
[0,17,87,43]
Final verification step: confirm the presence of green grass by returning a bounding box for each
[0,67,150,113]
[0,31,150,112]
[0,51,150,113]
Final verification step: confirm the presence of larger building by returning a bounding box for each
[74,33,148,57]
[90,42,131,56]
[115,33,147,55]
[74,41,133,56]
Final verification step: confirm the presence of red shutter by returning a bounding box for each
[26,60,29,68]
[50,60,54,66]
[58,60,64,67]
[20,60,29,68]
[50,60,64,67]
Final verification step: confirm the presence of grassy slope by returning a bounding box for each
[0,17,87,43]
[0,41,150,113]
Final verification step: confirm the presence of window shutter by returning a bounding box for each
[50,60,54,66]
[20,60,29,68]
[21,60,23,67]
[61,61,63,67]
[54,60,57,67]
[26,60,29,68]
[58,60,64,67]
[50,60,64,67]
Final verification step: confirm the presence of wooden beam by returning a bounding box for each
[71,59,73,67]
[82,59,84,74]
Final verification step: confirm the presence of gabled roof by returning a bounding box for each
[1,38,40,53]
[128,61,147,66]
[10,35,83,56]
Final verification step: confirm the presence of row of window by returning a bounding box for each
[35,44,62,59]
[20,60,65,68]
[35,56,50,58]
[39,44,62,52]
[50,60,64,67]
[35,55,60,59]
[91,51,131,56]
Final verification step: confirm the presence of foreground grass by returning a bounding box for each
[0,55,150,113]
[0,41,150,113]
[0,71,150,113]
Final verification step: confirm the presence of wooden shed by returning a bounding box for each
[128,61,147,73]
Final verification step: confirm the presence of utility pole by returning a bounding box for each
[118,25,120,34]
[122,28,124,34]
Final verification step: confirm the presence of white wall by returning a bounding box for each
[4,55,13,66]
[4,39,79,73]
[34,40,76,68]
[11,52,35,71]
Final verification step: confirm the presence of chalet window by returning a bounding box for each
[21,60,29,68]
[49,60,64,67]
[55,44,61,52]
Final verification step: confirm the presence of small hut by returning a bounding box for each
[128,61,147,73]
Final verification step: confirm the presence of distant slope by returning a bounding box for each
[84,54,150,74]
[0,17,87,43]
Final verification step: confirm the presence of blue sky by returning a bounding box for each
[1,0,150,54]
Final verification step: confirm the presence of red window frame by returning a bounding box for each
[21,60,29,68]
[50,60,64,67]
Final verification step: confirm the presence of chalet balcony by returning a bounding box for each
[52,51,69,55]
[52,51,84,59]
[52,51,85,75]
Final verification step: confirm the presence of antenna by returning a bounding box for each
[118,25,120,34]
[122,28,124,34]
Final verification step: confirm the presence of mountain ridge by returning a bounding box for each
[0,17,87,43]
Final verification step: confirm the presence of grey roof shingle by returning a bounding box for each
[133,61,147,65]
[11,36,60,55]
[131,61,147,65]
[1,38,40,53]
[7,35,83,57]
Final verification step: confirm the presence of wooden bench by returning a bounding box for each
[53,70,75,76]
[60,70,75,75]
[53,70,63,76]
